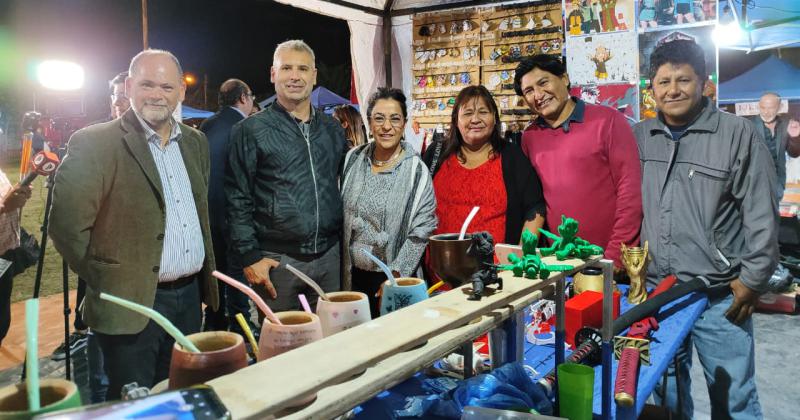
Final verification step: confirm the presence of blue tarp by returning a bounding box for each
[718,55,800,103]
[181,104,214,119]
[259,86,351,111]
[721,0,800,51]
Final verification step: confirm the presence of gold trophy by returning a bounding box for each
[621,242,649,304]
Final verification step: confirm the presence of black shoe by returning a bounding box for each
[51,332,88,361]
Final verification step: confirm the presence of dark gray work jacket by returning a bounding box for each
[633,99,778,292]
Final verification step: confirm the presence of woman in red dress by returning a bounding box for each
[423,85,546,247]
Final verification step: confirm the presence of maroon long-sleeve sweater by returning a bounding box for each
[521,99,642,266]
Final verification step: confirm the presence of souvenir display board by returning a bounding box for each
[411,0,564,133]
[412,9,481,129]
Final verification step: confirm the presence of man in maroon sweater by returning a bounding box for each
[514,54,642,267]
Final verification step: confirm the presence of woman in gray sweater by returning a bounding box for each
[341,87,437,317]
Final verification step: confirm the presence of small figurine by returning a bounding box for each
[538,215,604,260]
[502,253,573,280]
[466,231,502,301]
[621,241,649,304]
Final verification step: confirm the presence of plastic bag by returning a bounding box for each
[394,363,552,418]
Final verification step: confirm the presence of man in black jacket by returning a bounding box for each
[226,40,347,312]
[200,79,254,331]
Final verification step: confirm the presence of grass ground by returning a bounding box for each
[2,157,78,303]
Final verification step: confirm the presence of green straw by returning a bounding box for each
[100,293,200,353]
[25,299,40,411]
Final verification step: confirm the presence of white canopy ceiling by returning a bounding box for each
[272,0,515,23]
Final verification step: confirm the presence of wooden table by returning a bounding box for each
[206,255,602,419]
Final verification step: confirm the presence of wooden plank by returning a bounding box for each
[207,256,597,419]
[279,286,553,420]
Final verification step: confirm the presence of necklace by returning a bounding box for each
[371,146,402,167]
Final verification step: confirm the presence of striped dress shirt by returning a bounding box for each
[135,113,205,282]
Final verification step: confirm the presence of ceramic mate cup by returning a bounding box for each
[168,331,248,389]
[258,311,323,361]
[316,291,371,336]
[379,278,428,316]
[0,378,80,419]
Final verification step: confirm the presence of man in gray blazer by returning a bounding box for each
[49,50,218,400]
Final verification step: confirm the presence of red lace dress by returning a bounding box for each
[433,154,507,244]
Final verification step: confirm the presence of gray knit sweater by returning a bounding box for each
[340,141,437,290]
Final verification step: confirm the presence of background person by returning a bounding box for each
[0,177,32,346]
[200,79,254,333]
[750,92,800,203]
[333,104,367,149]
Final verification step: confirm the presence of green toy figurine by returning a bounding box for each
[521,228,538,256]
[501,253,574,280]
[498,228,574,279]
[538,215,604,260]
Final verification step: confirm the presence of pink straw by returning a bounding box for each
[212,270,282,325]
[298,294,313,314]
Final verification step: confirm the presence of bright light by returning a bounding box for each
[712,22,743,46]
[184,74,196,85]
[36,60,84,91]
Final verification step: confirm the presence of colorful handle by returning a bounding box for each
[614,346,640,407]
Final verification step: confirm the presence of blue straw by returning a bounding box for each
[360,249,398,287]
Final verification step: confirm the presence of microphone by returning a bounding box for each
[19,151,60,187]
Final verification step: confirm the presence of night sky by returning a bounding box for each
[0,0,351,120]
[1,0,797,123]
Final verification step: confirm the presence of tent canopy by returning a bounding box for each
[272,0,512,23]
[181,104,214,120]
[720,0,800,51]
[259,86,351,111]
[719,56,800,103]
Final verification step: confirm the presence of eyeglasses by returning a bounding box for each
[246,92,255,99]
[371,115,404,128]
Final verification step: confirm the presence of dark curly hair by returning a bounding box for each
[442,85,505,164]
[514,54,569,96]
[366,87,407,120]
[648,39,706,83]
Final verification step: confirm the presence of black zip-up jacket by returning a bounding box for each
[225,101,347,267]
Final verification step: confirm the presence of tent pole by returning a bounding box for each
[383,0,396,87]
[383,13,392,87]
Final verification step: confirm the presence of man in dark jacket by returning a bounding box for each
[226,40,347,312]
[751,92,800,203]
[200,78,254,331]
